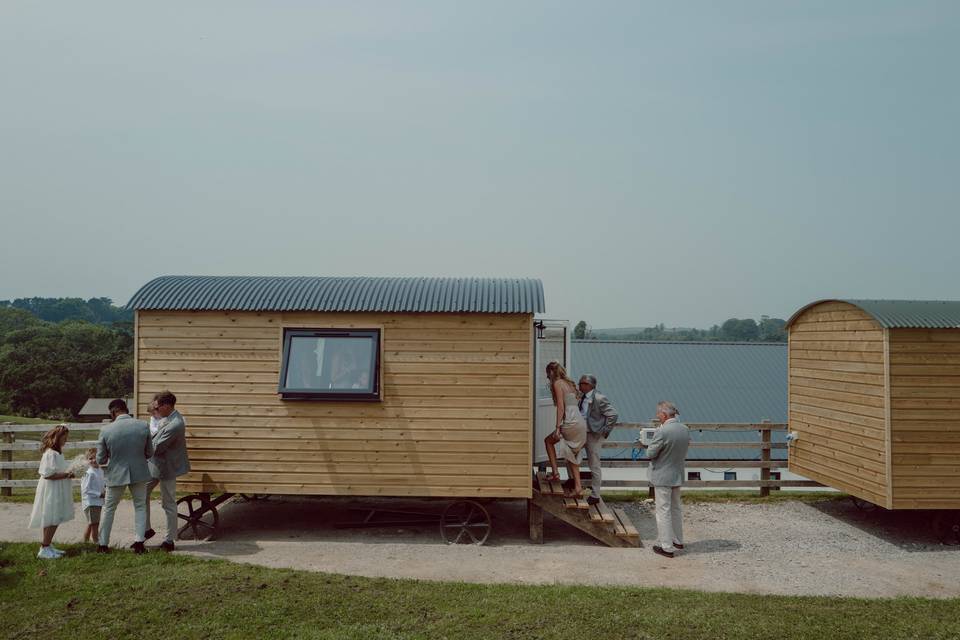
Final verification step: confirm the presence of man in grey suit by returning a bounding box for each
[638,401,690,558]
[577,375,619,506]
[145,390,191,552]
[96,399,154,554]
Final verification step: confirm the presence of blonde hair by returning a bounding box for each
[545,361,577,403]
[86,447,97,460]
[40,424,69,454]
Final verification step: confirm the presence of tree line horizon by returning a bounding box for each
[574,316,787,343]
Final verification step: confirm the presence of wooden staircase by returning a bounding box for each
[528,471,641,548]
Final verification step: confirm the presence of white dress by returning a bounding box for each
[28,450,75,528]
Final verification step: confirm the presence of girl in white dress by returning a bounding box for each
[29,425,76,559]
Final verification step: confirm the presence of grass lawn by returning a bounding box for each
[0,415,49,424]
[1,542,959,640]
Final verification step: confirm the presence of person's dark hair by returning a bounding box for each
[108,398,129,414]
[155,390,177,407]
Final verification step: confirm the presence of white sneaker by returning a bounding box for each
[37,546,60,559]
[49,546,66,556]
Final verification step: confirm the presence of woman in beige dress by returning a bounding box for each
[543,361,587,498]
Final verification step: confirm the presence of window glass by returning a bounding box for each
[723,471,737,481]
[280,329,379,399]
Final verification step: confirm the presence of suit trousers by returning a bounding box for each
[145,477,178,542]
[584,431,605,498]
[654,485,683,553]
[99,481,148,546]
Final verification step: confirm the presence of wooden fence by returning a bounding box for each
[2,421,820,496]
[599,421,821,496]
[0,423,98,495]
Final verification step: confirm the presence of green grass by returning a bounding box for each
[603,491,846,505]
[1,542,958,640]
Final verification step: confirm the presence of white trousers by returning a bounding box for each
[654,485,683,553]
[584,431,604,498]
[99,481,148,546]
[145,477,178,543]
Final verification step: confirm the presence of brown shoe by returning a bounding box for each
[652,545,674,559]
[131,541,147,555]
[674,543,684,550]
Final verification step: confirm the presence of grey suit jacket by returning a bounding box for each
[149,409,191,480]
[97,415,154,487]
[646,418,690,487]
[583,391,619,437]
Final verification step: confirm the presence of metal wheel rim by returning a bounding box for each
[440,500,491,546]
[176,495,220,541]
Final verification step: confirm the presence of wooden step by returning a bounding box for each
[528,491,641,549]
[613,507,640,540]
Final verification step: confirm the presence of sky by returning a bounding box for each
[1,1,957,328]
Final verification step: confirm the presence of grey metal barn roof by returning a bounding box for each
[570,340,787,460]
[786,299,960,329]
[127,276,545,314]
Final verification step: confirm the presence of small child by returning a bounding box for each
[80,448,105,544]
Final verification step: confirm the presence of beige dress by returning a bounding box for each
[555,391,587,464]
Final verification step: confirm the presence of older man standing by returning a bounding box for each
[96,399,154,554]
[577,374,619,506]
[639,401,690,558]
[145,390,191,552]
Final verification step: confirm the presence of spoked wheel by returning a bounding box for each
[850,497,878,511]
[932,511,960,545]
[176,495,220,541]
[440,500,491,545]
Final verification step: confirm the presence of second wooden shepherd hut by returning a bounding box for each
[786,299,960,510]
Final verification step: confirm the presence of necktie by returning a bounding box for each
[578,395,586,411]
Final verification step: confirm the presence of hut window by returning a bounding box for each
[723,471,737,481]
[279,329,380,400]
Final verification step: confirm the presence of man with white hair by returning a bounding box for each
[637,401,690,558]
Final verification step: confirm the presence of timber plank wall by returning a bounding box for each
[136,311,534,499]
[889,328,960,509]
[788,302,890,507]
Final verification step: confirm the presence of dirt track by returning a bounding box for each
[2,496,958,599]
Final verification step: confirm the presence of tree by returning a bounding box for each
[759,316,787,342]
[573,321,588,339]
[0,320,133,417]
[719,318,760,342]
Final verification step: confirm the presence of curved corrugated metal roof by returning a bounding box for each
[786,299,960,329]
[126,276,544,314]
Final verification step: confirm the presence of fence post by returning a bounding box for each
[759,419,771,498]
[1,429,12,497]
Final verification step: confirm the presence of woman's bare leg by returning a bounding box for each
[544,433,561,479]
[41,525,57,547]
[567,461,583,495]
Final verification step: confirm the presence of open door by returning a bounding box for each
[533,319,571,464]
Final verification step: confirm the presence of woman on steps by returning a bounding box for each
[543,361,587,498]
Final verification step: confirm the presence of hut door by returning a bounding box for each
[533,319,571,464]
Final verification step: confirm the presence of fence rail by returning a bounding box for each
[2,421,819,495]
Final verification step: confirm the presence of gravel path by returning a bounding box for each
[2,496,958,599]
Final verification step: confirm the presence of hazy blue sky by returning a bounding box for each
[1,1,957,328]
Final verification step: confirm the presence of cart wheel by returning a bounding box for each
[932,511,960,545]
[850,497,877,511]
[176,495,220,541]
[440,500,491,545]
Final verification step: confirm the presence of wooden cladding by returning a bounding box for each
[788,302,960,510]
[136,311,534,499]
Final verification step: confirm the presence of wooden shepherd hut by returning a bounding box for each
[127,275,543,500]
[786,299,960,510]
